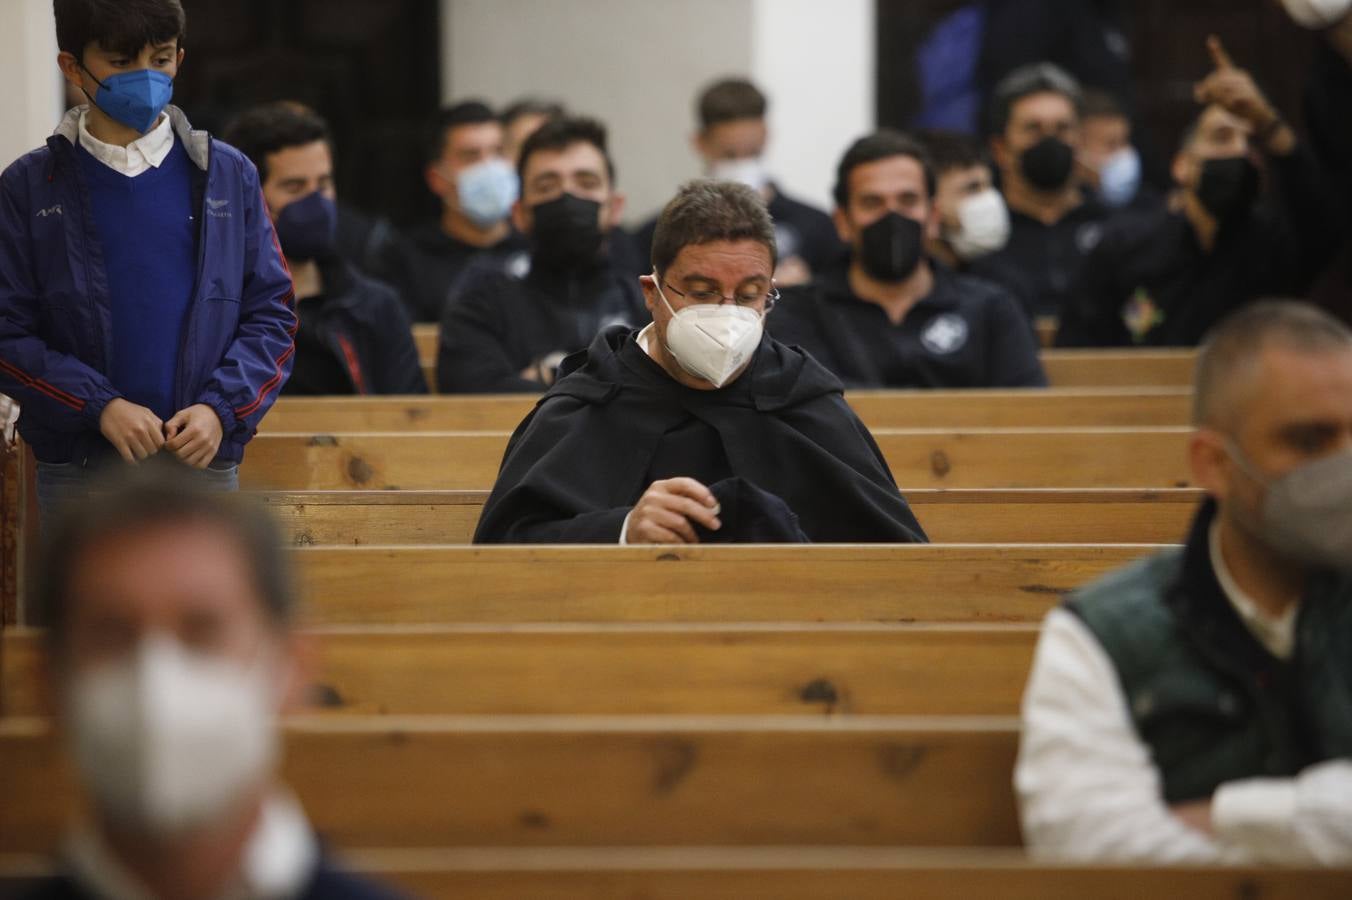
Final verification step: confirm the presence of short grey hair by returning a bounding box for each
[650,179,778,276]
[988,62,1084,136]
[1193,300,1352,428]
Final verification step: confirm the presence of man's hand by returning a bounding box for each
[99,398,165,463]
[1171,799,1215,836]
[163,403,224,469]
[1194,36,1290,138]
[623,477,722,544]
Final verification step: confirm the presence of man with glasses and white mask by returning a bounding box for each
[1016,300,1352,865]
[473,180,926,545]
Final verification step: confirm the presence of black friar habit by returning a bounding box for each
[472,325,929,544]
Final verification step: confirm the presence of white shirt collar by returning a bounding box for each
[77,106,175,178]
[63,790,319,900]
[636,323,656,357]
[1209,520,1299,660]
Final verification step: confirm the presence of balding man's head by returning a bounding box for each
[1193,301,1352,432]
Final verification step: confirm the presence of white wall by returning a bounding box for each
[0,0,62,169]
[442,0,874,224]
[751,0,874,212]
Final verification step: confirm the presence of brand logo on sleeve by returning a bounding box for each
[205,197,231,218]
[35,205,62,218]
[921,313,970,355]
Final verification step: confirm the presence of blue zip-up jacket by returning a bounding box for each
[0,105,296,465]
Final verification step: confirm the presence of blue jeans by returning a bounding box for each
[36,460,240,532]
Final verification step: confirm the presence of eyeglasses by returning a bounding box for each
[662,280,780,310]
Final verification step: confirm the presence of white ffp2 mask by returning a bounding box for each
[654,276,764,388]
[66,635,280,835]
[948,188,1011,261]
[1280,0,1352,27]
[708,157,770,193]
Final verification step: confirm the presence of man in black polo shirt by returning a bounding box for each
[1056,39,1341,347]
[768,131,1046,389]
[970,63,1111,320]
[437,116,645,393]
[631,78,844,287]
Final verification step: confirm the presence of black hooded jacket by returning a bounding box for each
[473,325,928,544]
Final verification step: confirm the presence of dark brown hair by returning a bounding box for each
[650,180,777,275]
[53,0,186,59]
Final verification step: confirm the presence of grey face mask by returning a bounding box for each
[1225,440,1352,571]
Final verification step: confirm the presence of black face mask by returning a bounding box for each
[858,212,924,282]
[1196,155,1261,223]
[529,193,604,271]
[1019,136,1075,191]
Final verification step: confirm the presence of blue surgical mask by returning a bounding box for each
[80,64,174,135]
[456,158,519,227]
[1098,146,1142,209]
[274,191,338,262]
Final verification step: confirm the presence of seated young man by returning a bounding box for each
[769,131,1046,390]
[473,180,927,545]
[437,116,646,393]
[225,102,426,395]
[1017,301,1352,865]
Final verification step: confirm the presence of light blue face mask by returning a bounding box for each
[80,64,174,134]
[456,158,519,227]
[1098,146,1142,209]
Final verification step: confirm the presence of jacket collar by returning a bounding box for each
[52,104,211,171]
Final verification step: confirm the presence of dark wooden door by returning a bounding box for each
[175,0,441,225]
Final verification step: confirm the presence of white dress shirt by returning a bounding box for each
[77,107,174,178]
[63,791,319,900]
[1015,528,1352,864]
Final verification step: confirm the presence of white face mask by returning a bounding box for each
[66,634,281,835]
[1097,146,1143,209]
[708,157,770,193]
[1281,0,1352,27]
[948,188,1011,261]
[653,274,764,388]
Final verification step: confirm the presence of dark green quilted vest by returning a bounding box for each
[1067,504,1352,803]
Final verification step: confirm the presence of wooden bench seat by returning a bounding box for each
[5,850,1346,900]
[257,488,1201,546]
[281,544,1159,625]
[1,623,1040,718]
[239,428,1194,491]
[0,715,1023,854]
[264,387,1193,433]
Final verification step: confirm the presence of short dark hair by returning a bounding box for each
[697,78,767,130]
[517,115,616,185]
[833,130,937,209]
[501,97,566,129]
[988,62,1084,136]
[36,462,296,654]
[1081,88,1127,122]
[1194,300,1352,428]
[915,129,988,180]
[651,179,777,276]
[424,100,497,165]
[54,0,186,59]
[222,101,332,185]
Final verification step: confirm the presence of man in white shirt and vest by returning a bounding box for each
[1016,300,1352,865]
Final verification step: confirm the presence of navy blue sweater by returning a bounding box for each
[76,139,196,421]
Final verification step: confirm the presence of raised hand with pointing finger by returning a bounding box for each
[1193,36,1296,155]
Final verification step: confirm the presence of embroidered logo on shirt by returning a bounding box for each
[920,313,970,355]
[206,197,231,218]
[35,205,62,218]
[1122,286,1164,343]
[1076,222,1104,255]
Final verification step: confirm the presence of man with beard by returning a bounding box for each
[769,130,1045,389]
[1017,302,1352,864]
[1057,39,1341,346]
[436,117,646,393]
[473,179,926,544]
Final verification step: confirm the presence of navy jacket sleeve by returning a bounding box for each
[371,282,428,394]
[0,156,121,432]
[194,158,296,442]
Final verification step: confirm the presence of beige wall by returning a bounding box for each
[0,0,62,169]
[442,0,873,225]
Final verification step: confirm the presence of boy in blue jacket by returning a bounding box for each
[0,0,296,520]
